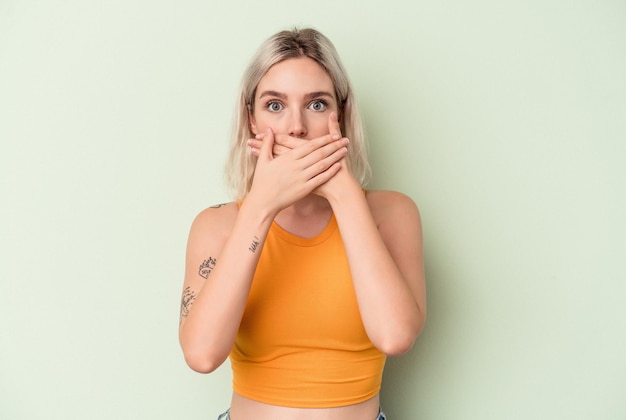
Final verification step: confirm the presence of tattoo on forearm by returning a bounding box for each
[249,236,260,253]
[210,203,227,208]
[199,257,217,279]
[180,286,196,321]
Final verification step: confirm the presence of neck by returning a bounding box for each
[282,195,331,218]
[274,195,333,238]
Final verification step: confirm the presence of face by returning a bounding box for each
[249,57,338,139]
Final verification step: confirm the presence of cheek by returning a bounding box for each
[307,113,331,135]
[254,115,295,136]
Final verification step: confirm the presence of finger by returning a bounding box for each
[304,149,346,184]
[258,128,275,161]
[301,140,349,178]
[248,138,291,157]
[248,143,260,156]
[291,132,348,161]
[273,133,306,149]
[328,111,342,140]
[272,144,291,156]
[247,137,259,156]
[248,132,267,156]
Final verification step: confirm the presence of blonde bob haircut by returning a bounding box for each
[225,27,371,200]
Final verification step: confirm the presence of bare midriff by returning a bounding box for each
[229,392,380,420]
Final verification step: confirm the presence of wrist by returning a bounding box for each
[239,193,279,226]
[324,175,363,208]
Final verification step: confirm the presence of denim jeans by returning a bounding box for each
[217,408,387,419]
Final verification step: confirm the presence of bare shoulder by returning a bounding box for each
[188,202,239,246]
[193,201,239,226]
[365,191,424,269]
[365,190,420,227]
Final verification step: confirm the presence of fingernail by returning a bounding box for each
[342,137,349,145]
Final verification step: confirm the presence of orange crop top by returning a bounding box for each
[229,213,386,408]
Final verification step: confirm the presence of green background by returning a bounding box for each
[1,1,624,419]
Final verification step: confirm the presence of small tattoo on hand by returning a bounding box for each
[199,257,217,279]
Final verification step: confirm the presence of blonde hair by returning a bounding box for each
[225,27,371,200]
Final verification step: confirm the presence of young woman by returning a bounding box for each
[179,27,426,420]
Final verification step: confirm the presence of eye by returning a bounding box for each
[308,100,328,112]
[265,101,284,112]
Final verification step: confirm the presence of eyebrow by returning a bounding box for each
[257,90,336,101]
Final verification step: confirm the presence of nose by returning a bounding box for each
[289,109,308,138]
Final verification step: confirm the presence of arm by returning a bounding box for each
[178,202,274,373]
[179,129,349,373]
[248,115,426,355]
[309,115,426,355]
[327,184,426,356]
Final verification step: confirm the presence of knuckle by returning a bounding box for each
[314,160,329,174]
[315,148,328,160]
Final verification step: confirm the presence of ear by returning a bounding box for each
[248,106,258,135]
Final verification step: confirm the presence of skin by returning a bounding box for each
[179,57,426,420]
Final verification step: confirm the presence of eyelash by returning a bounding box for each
[263,99,329,112]
[309,100,328,111]
[265,101,283,112]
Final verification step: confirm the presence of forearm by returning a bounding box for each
[179,201,275,372]
[327,182,425,355]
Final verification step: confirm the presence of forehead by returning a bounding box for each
[256,57,335,97]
